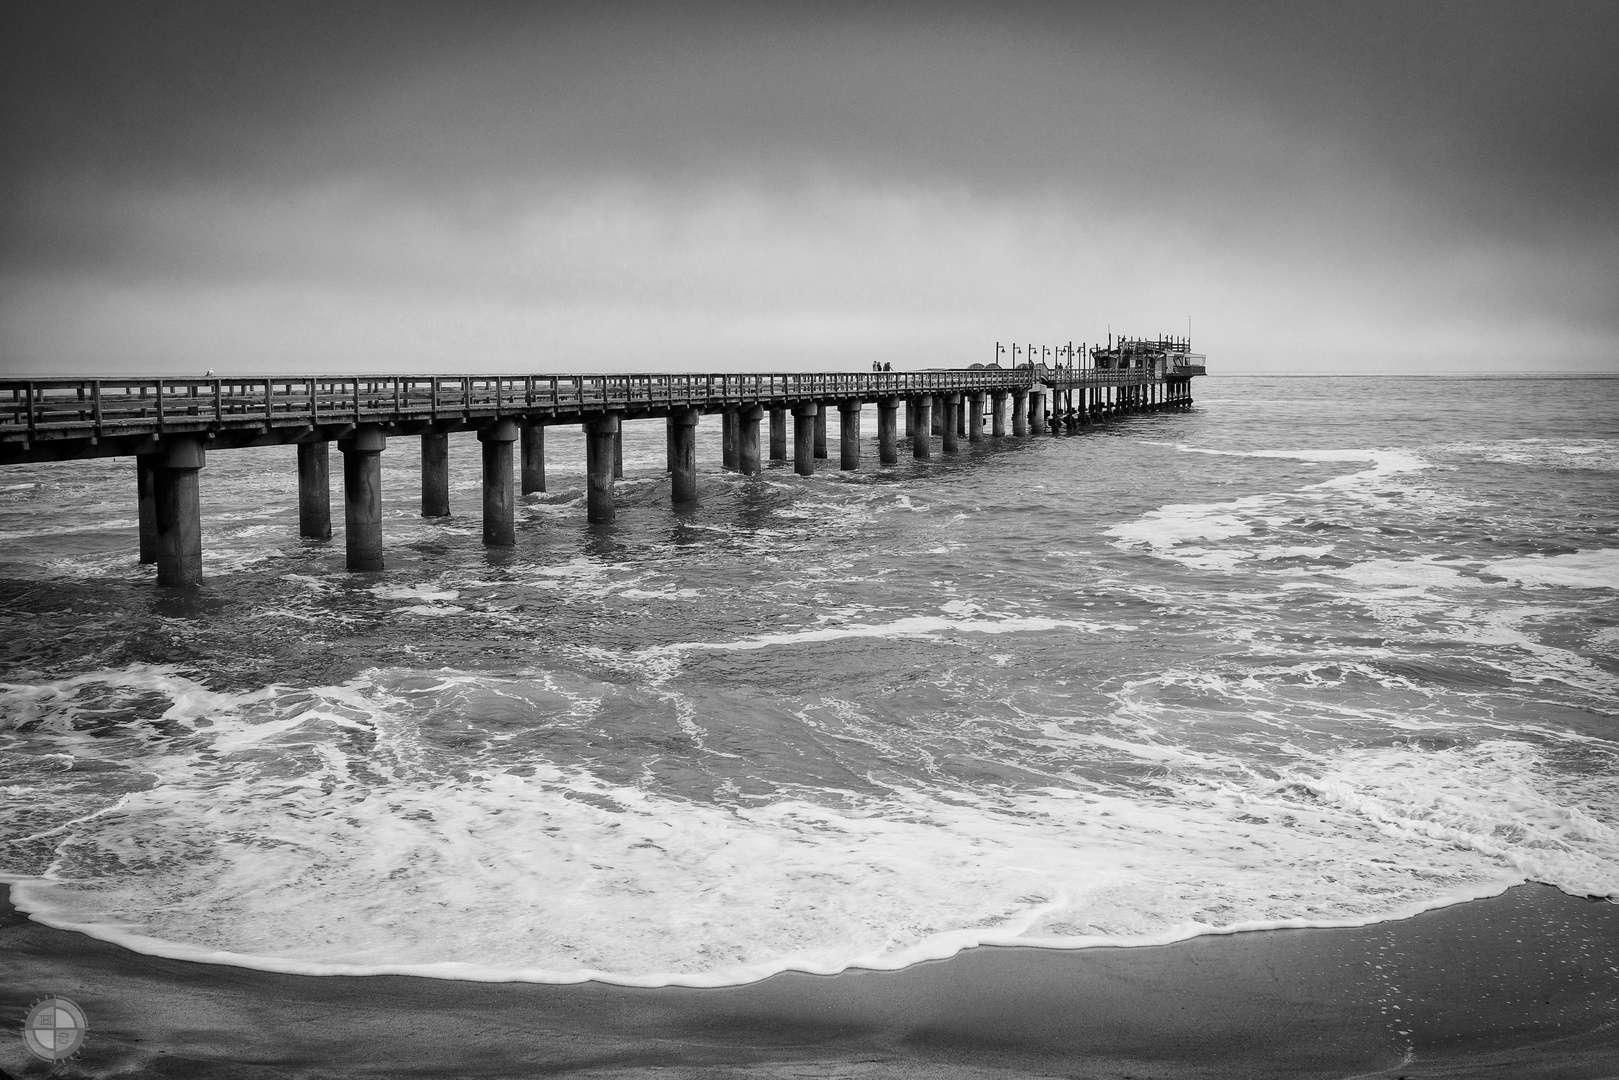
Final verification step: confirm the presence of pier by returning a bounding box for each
[2,360,1202,586]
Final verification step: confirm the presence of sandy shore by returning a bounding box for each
[2,883,1616,1079]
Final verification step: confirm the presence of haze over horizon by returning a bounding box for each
[3,1,1616,377]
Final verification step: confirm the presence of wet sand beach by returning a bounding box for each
[2,883,1616,1079]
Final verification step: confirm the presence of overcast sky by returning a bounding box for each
[3,1,1616,375]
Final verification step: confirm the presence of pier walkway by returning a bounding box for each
[2,364,1200,586]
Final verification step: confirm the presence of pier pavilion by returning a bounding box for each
[1,363,1202,587]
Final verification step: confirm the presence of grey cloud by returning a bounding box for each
[2,1,1615,373]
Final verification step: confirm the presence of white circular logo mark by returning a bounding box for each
[23,996,88,1061]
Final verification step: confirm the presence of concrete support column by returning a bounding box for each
[1032,390,1048,434]
[295,441,332,539]
[839,400,861,470]
[912,396,932,459]
[1012,390,1029,436]
[136,455,160,562]
[957,398,967,437]
[340,425,385,572]
[521,421,546,494]
[738,404,763,475]
[793,403,818,476]
[814,407,828,459]
[877,398,899,465]
[154,437,205,587]
[769,407,787,461]
[941,394,960,453]
[991,392,1007,437]
[478,418,519,547]
[614,424,624,479]
[931,396,944,436]
[420,432,450,518]
[968,392,986,442]
[585,414,620,524]
[904,399,915,438]
[669,408,700,503]
[722,410,739,471]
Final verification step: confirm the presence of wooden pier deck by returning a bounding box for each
[1,364,1201,585]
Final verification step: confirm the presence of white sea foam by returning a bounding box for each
[372,584,461,602]
[658,613,1118,653]
[1108,446,1461,577]
[1324,557,1470,590]
[4,664,1615,988]
[1486,549,1619,590]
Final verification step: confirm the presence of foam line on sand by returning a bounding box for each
[2,884,1617,1078]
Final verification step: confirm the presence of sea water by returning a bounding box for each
[1,374,1615,986]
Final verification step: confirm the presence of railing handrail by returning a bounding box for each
[2,365,1195,442]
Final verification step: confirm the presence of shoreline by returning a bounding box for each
[3,884,1617,1078]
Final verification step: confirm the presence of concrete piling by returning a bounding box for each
[297,441,332,539]
[991,392,1006,438]
[669,407,700,503]
[585,414,620,524]
[478,418,518,547]
[769,407,787,461]
[521,421,546,494]
[912,397,932,459]
[340,425,385,572]
[613,424,624,480]
[793,403,817,476]
[968,392,985,442]
[738,404,763,475]
[154,437,205,587]
[814,408,828,459]
[941,394,959,453]
[722,410,739,471]
[1012,390,1029,437]
[137,454,159,563]
[839,401,861,470]
[421,432,450,518]
[877,398,899,465]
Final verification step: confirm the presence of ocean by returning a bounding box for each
[2,374,1615,989]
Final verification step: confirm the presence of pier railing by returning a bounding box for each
[1,363,1201,450]
[0,369,1062,441]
